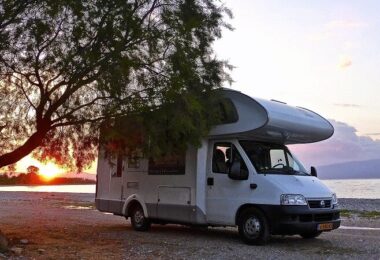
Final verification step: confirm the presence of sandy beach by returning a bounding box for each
[0,191,379,259]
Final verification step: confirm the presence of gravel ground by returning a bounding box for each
[0,191,379,259]
[339,198,380,211]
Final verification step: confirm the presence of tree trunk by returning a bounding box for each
[0,127,50,168]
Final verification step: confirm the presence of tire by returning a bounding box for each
[300,231,322,239]
[130,204,151,231]
[238,208,270,245]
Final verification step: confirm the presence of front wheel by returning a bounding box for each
[300,231,322,239]
[130,205,151,231]
[238,208,270,245]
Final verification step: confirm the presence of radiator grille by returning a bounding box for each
[308,199,332,209]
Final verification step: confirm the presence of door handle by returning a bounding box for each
[250,183,258,189]
[207,177,214,186]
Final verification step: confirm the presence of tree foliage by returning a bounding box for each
[26,165,39,175]
[0,0,231,170]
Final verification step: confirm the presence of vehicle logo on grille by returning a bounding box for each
[320,200,325,207]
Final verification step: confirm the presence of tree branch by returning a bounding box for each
[0,123,51,168]
[51,95,110,123]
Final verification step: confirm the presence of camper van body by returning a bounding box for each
[95,89,340,244]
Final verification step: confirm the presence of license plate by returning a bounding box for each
[318,223,333,231]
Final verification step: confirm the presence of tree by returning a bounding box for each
[0,0,231,170]
[27,165,39,175]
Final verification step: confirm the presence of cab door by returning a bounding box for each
[206,140,251,225]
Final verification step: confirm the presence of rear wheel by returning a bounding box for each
[130,204,151,231]
[238,208,270,245]
[300,231,322,239]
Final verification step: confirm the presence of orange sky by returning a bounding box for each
[15,155,97,175]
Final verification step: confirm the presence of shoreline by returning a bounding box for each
[0,190,378,200]
[0,183,95,187]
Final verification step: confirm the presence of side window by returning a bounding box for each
[148,152,186,175]
[212,142,248,174]
[111,153,124,177]
[218,98,239,124]
[270,149,286,169]
[128,150,142,169]
[128,157,140,168]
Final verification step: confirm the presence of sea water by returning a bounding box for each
[0,179,379,199]
[0,184,95,193]
[322,179,380,199]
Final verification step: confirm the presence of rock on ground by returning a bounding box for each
[20,239,29,245]
[0,230,8,253]
[10,247,22,255]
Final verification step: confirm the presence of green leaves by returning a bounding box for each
[0,0,232,170]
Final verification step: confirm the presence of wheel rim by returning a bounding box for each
[244,216,261,238]
[134,209,144,225]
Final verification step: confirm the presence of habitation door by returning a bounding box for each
[108,154,125,213]
[206,140,251,225]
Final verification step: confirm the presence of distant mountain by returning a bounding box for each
[59,172,96,181]
[318,159,380,180]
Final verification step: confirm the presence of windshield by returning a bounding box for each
[239,140,309,175]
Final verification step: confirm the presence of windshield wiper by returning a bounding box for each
[287,168,310,176]
[258,167,310,176]
[281,167,309,176]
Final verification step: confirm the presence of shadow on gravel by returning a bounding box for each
[99,223,347,248]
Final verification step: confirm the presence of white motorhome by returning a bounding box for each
[96,89,340,245]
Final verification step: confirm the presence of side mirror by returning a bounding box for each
[310,166,317,177]
[228,161,248,180]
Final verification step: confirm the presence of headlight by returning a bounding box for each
[332,193,338,205]
[281,194,307,205]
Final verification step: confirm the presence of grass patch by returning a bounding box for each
[340,209,380,219]
[359,211,380,218]
[340,209,352,217]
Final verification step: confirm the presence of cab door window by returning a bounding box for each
[212,142,248,174]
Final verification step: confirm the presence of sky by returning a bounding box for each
[212,0,380,167]
[13,1,380,173]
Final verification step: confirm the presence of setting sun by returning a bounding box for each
[39,163,65,181]
[15,155,66,181]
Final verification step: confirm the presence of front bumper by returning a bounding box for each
[259,204,341,235]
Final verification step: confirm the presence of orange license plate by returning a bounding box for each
[318,223,333,231]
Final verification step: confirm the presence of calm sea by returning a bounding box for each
[0,179,379,199]
[322,179,380,199]
[0,184,95,193]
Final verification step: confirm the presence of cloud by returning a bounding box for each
[366,133,380,136]
[343,41,358,51]
[308,20,367,43]
[326,20,368,30]
[339,56,352,68]
[307,31,331,42]
[334,103,361,108]
[289,120,380,167]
